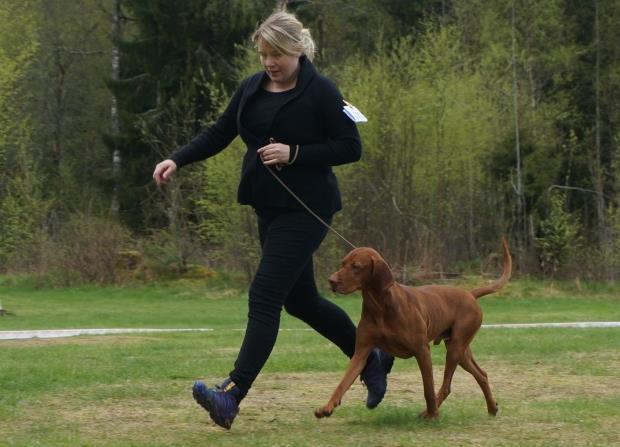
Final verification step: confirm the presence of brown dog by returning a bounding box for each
[315,238,511,419]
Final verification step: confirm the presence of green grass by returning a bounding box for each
[0,277,619,446]
[1,275,618,330]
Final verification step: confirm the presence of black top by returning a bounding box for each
[243,88,297,139]
[170,56,362,217]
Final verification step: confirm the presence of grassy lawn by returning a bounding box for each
[1,276,619,446]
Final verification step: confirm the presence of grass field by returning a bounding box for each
[1,276,619,446]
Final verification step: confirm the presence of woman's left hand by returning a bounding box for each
[257,143,290,166]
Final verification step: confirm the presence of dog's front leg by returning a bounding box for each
[415,343,439,418]
[315,346,372,418]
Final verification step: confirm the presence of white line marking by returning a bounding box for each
[0,322,618,341]
[482,321,620,329]
[0,328,213,340]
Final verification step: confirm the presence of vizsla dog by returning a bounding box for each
[315,238,511,419]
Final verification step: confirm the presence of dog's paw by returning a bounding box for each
[418,409,439,419]
[314,405,334,419]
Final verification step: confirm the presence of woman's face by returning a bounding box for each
[257,39,300,87]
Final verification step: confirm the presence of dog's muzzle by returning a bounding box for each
[328,275,339,293]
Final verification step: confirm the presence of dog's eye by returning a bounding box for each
[352,263,361,272]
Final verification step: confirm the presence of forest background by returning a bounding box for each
[1,0,619,286]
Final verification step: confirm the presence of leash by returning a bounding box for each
[261,146,358,250]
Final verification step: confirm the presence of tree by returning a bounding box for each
[109,0,123,215]
[0,1,45,269]
[288,0,447,69]
[27,0,114,224]
[536,191,582,276]
[328,27,504,271]
[106,0,272,230]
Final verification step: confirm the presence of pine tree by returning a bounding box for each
[105,0,271,230]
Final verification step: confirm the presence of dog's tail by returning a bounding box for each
[470,237,512,299]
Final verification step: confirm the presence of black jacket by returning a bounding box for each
[170,56,362,217]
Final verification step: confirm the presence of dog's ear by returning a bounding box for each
[370,256,394,291]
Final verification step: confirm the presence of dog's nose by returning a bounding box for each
[328,274,338,292]
[328,280,337,292]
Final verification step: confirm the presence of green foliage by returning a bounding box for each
[195,136,261,280]
[135,227,213,280]
[107,0,272,229]
[0,0,45,270]
[334,25,504,268]
[536,191,582,276]
[609,205,620,279]
[1,0,620,280]
[0,137,47,269]
[291,0,447,68]
[29,0,114,216]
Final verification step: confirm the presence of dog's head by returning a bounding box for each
[328,247,394,294]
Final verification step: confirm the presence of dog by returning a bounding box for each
[315,238,511,419]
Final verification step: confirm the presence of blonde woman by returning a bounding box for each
[153,10,393,429]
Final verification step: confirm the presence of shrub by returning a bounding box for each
[36,214,131,286]
[536,192,582,277]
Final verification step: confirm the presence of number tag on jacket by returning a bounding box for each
[343,100,368,123]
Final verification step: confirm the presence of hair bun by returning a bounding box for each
[300,28,316,60]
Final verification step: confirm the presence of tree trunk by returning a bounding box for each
[110,0,122,215]
[52,50,66,170]
[468,155,475,257]
[592,0,609,276]
[593,1,607,244]
[511,0,526,269]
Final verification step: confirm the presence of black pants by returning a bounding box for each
[229,208,357,395]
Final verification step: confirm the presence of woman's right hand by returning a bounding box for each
[153,159,177,186]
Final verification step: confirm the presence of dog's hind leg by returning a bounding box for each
[459,347,498,415]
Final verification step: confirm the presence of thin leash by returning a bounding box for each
[261,155,358,250]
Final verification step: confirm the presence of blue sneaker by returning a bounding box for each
[360,348,394,409]
[192,378,242,429]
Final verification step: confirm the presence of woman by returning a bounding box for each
[153,11,393,429]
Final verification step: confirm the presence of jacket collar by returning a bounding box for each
[239,55,317,112]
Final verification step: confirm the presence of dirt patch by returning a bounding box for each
[6,359,619,446]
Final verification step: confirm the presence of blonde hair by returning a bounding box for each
[252,11,316,61]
